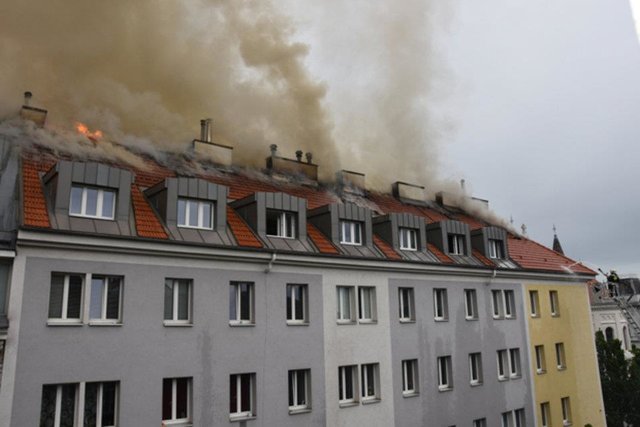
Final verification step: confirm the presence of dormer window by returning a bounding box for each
[69,185,116,220]
[340,220,362,245]
[399,228,418,251]
[177,198,213,230]
[266,210,296,238]
[488,239,505,259]
[448,233,466,255]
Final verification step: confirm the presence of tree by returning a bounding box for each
[595,330,629,427]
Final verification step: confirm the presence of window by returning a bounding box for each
[177,198,213,229]
[550,291,560,316]
[398,287,415,322]
[361,363,380,401]
[437,356,453,391]
[469,353,483,385]
[49,273,84,323]
[464,289,478,320]
[162,377,191,425]
[504,290,516,318]
[535,345,547,374]
[230,373,255,420]
[340,220,363,245]
[473,419,487,427]
[399,228,417,250]
[488,239,505,259]
[555,343,566,370]
[447,233,466,255]
[540,402,551,427]
[501,411,514,427]
[40,383,78,427]
[433,288,448,321]
[85,381,119,427]
[70,185,116,220]
[515,408,526,427]
[497,349,508,380]
[402,359,419,396]
[337,286,355,323]
[529,290,539,317]
[358,287,377,323]
[230,282,254,325]
[509,348,521,378]
[605,326,615,341]
[266,210,296,238]
[561,397,572,426]
[492,290,515,319]
[286,284,307,324]
[40,382,120,427]
[89,276,122,324]
[338,365,358,405]
[164,279,192,325]
[492,290,504,319]
[288,369,310,413]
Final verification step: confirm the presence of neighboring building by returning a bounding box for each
[0,103,605,426]
[591,275,640,351]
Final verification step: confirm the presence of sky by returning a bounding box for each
[280,0,640,277]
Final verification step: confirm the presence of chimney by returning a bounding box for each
[336,170,366,193]
[295,150,303,162]
[393,181,427,205]
[192,118,233,166]
[266,146,318,181]
[19,91,47,127]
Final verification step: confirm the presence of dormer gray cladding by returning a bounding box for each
[372,213,439,262]
[471,226,518,269]
[42,160,134,236]
[426,219,483,266]
[144,177,235,245]
[230,192,315,252]
[308,203,382,258]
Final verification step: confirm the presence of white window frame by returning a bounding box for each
[336,286,355,323]
[501,411,515,427]
[48,273,85,325]
[504,290,516,319]
[360,363,380,402]
[266,210,296,239]
[89,276,123,325]
[398,287,415,322]
[69,185,116,220]
[488,238,505,259]
[437,356,453,391]
[515,408,526,427]
[540,402,551,427]
[473,419,487,427]
[561,397,572,426]
[164,279,192,326]
[358,286,377,323]
[555,342,566,370]
[288,369,311,413]
[469,352,483,386]
[229,282,254,325]
[85,381,119,427]
[338,365,358,405]
[464,289,478,320]
[492,290,504,319]
[399,227,418,250]
[433,288,448,321]
[40,383,79,427]
[230,373,255,420]
[529,290,539,318]
[177,198,214,230]
[509,348,521,379]
[535,345,547,374]
[401,359,419,396]
[40,381,120,427]
[448,233,466,255]
[286,283,308,325]
[497,349,509,381]
[550,291,560,317]
[162,378,192,426]
[340,220,363,245]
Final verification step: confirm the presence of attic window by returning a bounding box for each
[447,233,466,255]
[266,210,296,238]
[177,198,213,230]
[488,239,505,259]
[69,185,116,220]
[399,228,417,251]
[340,220,363,245]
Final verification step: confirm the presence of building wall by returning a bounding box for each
[525,282,606,427]
[591,304,631,350]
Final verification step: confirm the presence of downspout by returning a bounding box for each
[264,252,277,274]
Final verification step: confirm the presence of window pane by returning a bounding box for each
[344,368,353,399]
[296,371,306,405]
[60,384,76,427]
[70,187,83,215]
[177,199,187,226]
[202,202,212,228]
[230,375,237,413]
[164,280,174,320]
[102,382,117,426]
[49,275,65,318]
[266,210,279,236]
[67,275,83,319]
[162,378,172,420]
[294,285,304,320]
[240,374,251,412]
[406,362,414,390]
[84,383,98,427]
[40,385,58,427]
[101,190,115,218]
[177,281,189,320]
[229,285,237,321]
[287,213,296,238]
[354,223,361,244]
[176,378,189,419]
[85,188,98,216]
[240,283,251,320]
[343,222,351,242]
[188,200,198,227]
[106,278,121,320]
[286,285,292,320]
[90,278,104,319]
[288,371,294,407]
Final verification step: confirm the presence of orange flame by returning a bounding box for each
[75,122,103,140]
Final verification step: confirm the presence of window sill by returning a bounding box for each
[509,375,522,380]
[288,407,312,415]
[69,213,115,221]
[88,321,122,327]
[229,321,255,327]
[557,366,567,371]
[465,317,479,321]
[266,235,295,240]
[536,369,546,375]
[362,398,381,405]
[163,321,193,327]
[399,319,416,324]
[339,401,359,408]
[336,320,356,325]
[177,225,214,231]
[434,318,449,322]
[229,414,256,422]
[497,377,509,382]
[340,242,363,246]
[504,316,517,320]
[162,419,192,427]
[402,391,419,398]
[551,314,560,318]
[530,314,540,319]
[492,316,504,320]
[286,320,309,326]
[470,382,483,387]
[47,320,83,326]
[438,386,453,392]
[358,319,377,325]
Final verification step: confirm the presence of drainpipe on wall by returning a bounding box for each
[264,252,277,274]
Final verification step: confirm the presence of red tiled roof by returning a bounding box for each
[507,235,595,274]
[368,193,425,217]
[307,223,340,254]
[130,185,168,239]
[453,213,487,231]
[226,206,263,248]
[22,158,51,228]
[472,249,495,267]
[428,243,454,264]
[373,235,402,260]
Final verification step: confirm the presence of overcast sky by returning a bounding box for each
[282,0,640,277]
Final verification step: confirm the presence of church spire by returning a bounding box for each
[552,225,564,255]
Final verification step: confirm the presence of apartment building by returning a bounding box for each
[0,110,605,426]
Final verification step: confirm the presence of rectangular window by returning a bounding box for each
[358,287,377,323]
[515,408,526,427]
[336,286,355,323]
[473,419,487,427]
[464,289,478,320]
[492,290,504,319]
[509,348,521,378]
[437,356,453,391]
[550,291,560,316]
[402,359,419,396]
[399,228,418,250]
[85,381,119,427]
[40,383,78,427]
[556,343,566,370]
[447,233,466,255]
[433,288,448,321]
[177,198,213,230]
[502,411,514,427]
[288,369,310,413]
[561,397,572,426]
[229,282,254,325]
[497,349,508,380]
[89,276,122,324]
[286,284,308,324]
[529,290,539,317]
[398,287,415,322]
[338,365,358,405]
[340,220,363,245]
[230,373,255,420]
[361,363,380,401]
[162,377,191,425]
[488,239,505,259]
[535,345,547,374]
[469,352,483,385]
[40,381,119,427]
[70,185,116,220]
[266,210,296,238]
[164,279,192,324]
[504,290,516,318]
[540,402,551,427]
[49,273,84,323]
